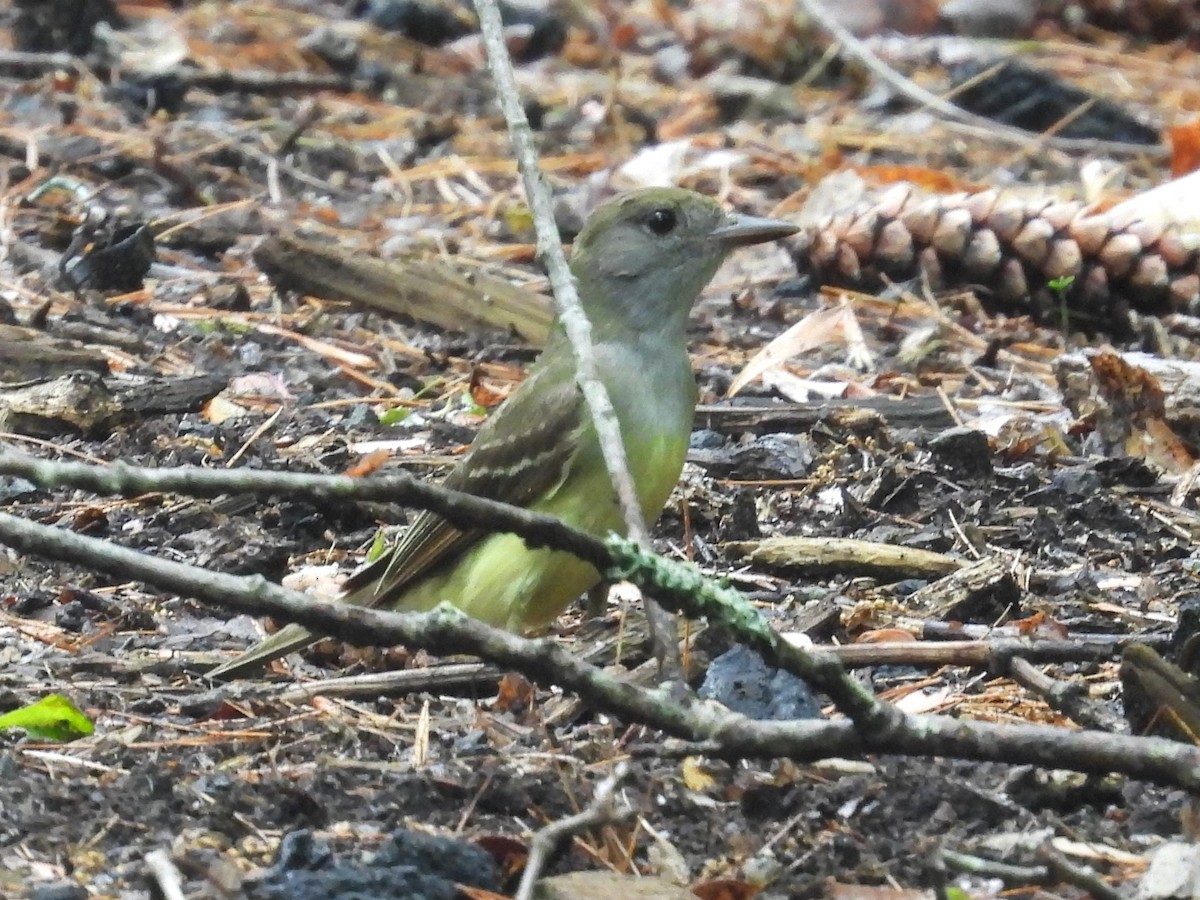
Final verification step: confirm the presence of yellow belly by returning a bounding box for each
[397,427,689,631]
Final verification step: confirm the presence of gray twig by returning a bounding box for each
[515,763,633,900]
[1,505,1200,789]
[470,0,681,670]
[796,0,1165,157]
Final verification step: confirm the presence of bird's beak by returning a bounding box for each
[710,212,799,247]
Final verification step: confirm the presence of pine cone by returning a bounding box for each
[791,184,1200,335]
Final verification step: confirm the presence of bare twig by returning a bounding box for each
[0,450,1148,739]
[940,848,1048,886]
[796,0,1166,158]
[0,450,887,726]
[515,763,633,900]
[0,450,611,570]
[1036,844,1123,900]
[0,506,700,732]
[175,664,501,717]
[1007,657,1121,732]
[2,507,1200,790]
[833,638,1146,670]
[272,664,500,705]
[470,0,643,542]
[470,0,681,670]
[143,849,186,900]
[0,49,352,95]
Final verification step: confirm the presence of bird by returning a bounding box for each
[209,187,797,679]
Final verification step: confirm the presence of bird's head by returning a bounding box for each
[569,187,797,338]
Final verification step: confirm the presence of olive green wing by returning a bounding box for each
[340,352,587,610]
[209,357,586,680]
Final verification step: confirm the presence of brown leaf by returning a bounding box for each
[691,878,760,900]
[343,449,391,478]
[1089,352,1195,474]
[1013,611,1069,640]
[70,506,109,534]
[474,833,528,880]
[1170,119,1200,177]
[855,164,969,193]
[494,672,536,713]
[470,367,514,408]
[856,628,917,644]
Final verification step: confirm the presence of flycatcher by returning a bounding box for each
[210,187,797,679]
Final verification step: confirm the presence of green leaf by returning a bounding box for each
[221,318,255,336]
[457,391,487,418]
[377,406,411,427]
[1048,274,1075,294]
[366,528,389,563]
[0,694,94,742]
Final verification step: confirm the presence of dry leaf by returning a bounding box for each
[854,164,969,193]
[681,756,717,793]
[893,686,955,715]
[1170,119,1200,178]
[469,368,513,408]
[691,878,760,900]
[1088,351,1195,474]
[1014,611,1069,640]
[856,628,917,643]
[494,672,535,713]
[344,449,391,478]
[473,834,528,880]
[203,395,249,424]
[728,301,872,397]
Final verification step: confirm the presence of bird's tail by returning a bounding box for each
[206,622,315,681]
[206,561,393,680]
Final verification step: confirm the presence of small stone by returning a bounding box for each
[653,44,690,84]
[27,885,88,900]
[929,426,993,476]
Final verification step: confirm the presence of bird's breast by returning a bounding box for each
[594,338,698,520]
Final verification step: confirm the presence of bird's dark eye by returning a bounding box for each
[646,207,677,236]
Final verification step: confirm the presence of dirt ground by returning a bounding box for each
[2,1,1200,898]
